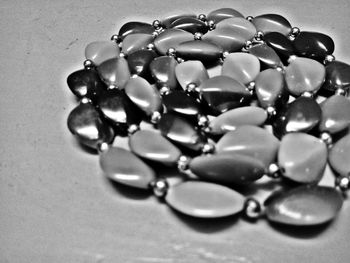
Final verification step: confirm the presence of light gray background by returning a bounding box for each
[1,0,350,262]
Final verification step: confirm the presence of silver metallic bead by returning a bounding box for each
[80,97,91,104]
[176,57,185,63]
[320,132,333,146]
[110,34,121,43]
[152,19,162,30]
[83,59,94,69]
[97,142,109,153]
[335,88,347,96]
[335,175,350,192]
[166,47,176,57]
[201,142,215,154]
[247,81,255,94]
[119,52,126,58]
[255,31,264,41]
[147,43,155,50]
[177,155,191,174]
[197,115,209,128]
[276,66,284,73]
[324,54,335,65]
[185,83,199,93]
[150,178,169,198]
[108,84,117,90]
[267,163,281,179]
[207,20,215,31]
[301,91,314,98]
[194,32,203,40]
[266,106,277,117]
[127,124,140,135]
[159,86,171,96]
[150,111,162,124]
[198,13,207,21]
[222,51,230,60]
[152,31,159,38]
[244,40,253,50]
[288,55,297,63]
[243,197,262,220]
[289,27,300,40]
[246,16,254,22]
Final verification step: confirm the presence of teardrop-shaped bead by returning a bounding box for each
[216,17,257,41]
[118,21,155,40]
[264,32,295,64]
[209,106,268,135]
[169,17,208,34]
[319,95,350,134]
[154,28,193,55]
[207,8,244,23]
[202,27,247,53]
[199,76,251,115]
[121,33,154,55]
[285,57,325,96]
[252,14,292,36]
[160,14,197,28]
[329,134,350,177]
[165,181,245,218]
[67,69,106,100]
[222,53,260,85]
[85,41,120,66]
[323,61,350,92]
[127,49,158,83]
[97,57,131,88]
[266,185,343,226]
[158,113,206,151]
[149,56,179,90]
[293,31,335,61]
[67,102,115,149]
[162,90,202,117]
[255,69,287,108]
[176,40,223,65]
[278,133,327,184]
[248,43,283,68]
[100,147,155,189]
[216,125,280,167]
[190,153,265,185]
[124,76,162,116]
[175,60,208,89]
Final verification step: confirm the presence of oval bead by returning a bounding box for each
[165,181,245,218]
[160,14,197,28]
[266,185,343,226]
[190,153,265,185]
[97,57,131,88]
[216,125,280,167]
[255,69,287,108]
[154,28,193,55]
[176,40,223,65]
[121,33,154,55]
[100,147,155,189]
[118,21,154,40]
[162,90,202,117]
[248,43,283,68]
[124,76,162,116]
[319,95,350,134]
[169,17,208,34]
[293,31,335,61]
[264,32,295,64]
[285,57,326,96]
[222,53,260,85]
[67,69,106,100]
[329,134,350,177]
[323,61,350,92]
[252,14,292,36]
[216,17,256,41]
[175,60,209,89]
[158,113,206,151]
[129,130,181,166]
[199,76,251,115]
[209,106,268,135]
[85,41,120,66]
[150,56,179,90]
[278,133,327,184]
[207,8,244,24]
[67,102,115,149]
[127,49,158,83]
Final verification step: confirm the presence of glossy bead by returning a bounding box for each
[175,60,209,89]
[67,69,106,99]
[127,49,158,83]
[176,40,223,65]
[216,125,280,167]
[165,181,245,218]
[169,17,208,34]
[121,33,154,55]
[162,90,202,117]
[158,113,206,151]
[199,76,251,115]
[209,106,268,135]
[150,56,179,90]
[216,17,256,40]
[222,53,260,85]
[129,130,181,166]
[99,147,155,189]
[278,133,327,184]
[319,94,350,134]
[97,57,131,88]
[160,14,197,28]
[323,61,350,92]
[85,41,120,66]
[154,28,193,55]
[285,57,326,96]
[118,21,155,40]
[293,31,335,61]
[189,153,265,185]
[67,102,115,149]
[252,14,292,36]
[264,32,295,64]
[248,43,283,68]
[207,8,244,24]
[329,134,350,177]
[266,185,343,226]
[255,69,287,108]
[124,76,162,116]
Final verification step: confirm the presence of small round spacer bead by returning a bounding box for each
[80,97,92,104]
[335,88,347,96]
[320,132,333,146]
[335,175,350,192]
[166,47,176,57]
[176,57,185,63]
[324,54,335,65]
[152,19,162,30]
[289,27,300,40]
[110,34,121,43]
[198,13,207,22]
[301,91,314,98]
[207,20,215,31]
[288,55,297,63]
[150,178,169,198]
[127,124,140,135]
[147,43,155,50]
[159,86,171,96]
[222,51,230,60]
[150,111,162,124]
[246,16,254,22]
[185,83,199,93]
[266,163,281,179]
[197,115,209,128]
[243,197,262,220]
[119,52,126,58]
[266,106,277,117]
[83,59,94,69]
[194,32,203,40]
[152,31,159,38]
[276,65,284,73]
[244,40,253,51]
[247,81,255,94]
[254,31,264,41]
[201,142,215,154]
[177,155,191,174]
[97,142,109,153]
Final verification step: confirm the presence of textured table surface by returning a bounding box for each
[1,0,350,262]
